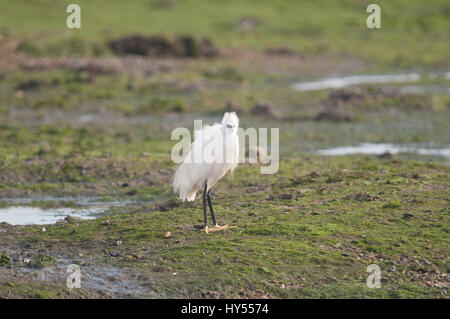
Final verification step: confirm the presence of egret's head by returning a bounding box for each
[222,112,239,133]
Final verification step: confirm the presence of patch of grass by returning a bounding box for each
[382,201,401,209]
[203,66,244,82]
[0,0,449,67]
[0,252,12,266]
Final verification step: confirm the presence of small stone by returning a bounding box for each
[115,240,122,246]
[280,284,286,289]
[110,252,120,257]
[137,274,149,281]
[41,227,46,232]
[132,253,142,260]
[14,90,24,99]
[390,266,396,272]
[214,257,225,265]
[65,216,82,222]
[38,145,52,155]
[125,189,137,196]
[164,231,171,238]
[250,101,279,119]
[101,220,111,226]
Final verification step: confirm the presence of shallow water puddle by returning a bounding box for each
[17,257,154,298]
[291,72,449,91]
[317,143,450,158]
[0,206,108,225]
[0,197,133,225]
[398,85,450,95]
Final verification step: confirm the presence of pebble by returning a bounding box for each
[132,253,142,260]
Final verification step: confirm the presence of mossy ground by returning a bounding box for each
[0,0,449,299]
[0,152,448,298]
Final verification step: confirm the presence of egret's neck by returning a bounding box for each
[225,129,237,136]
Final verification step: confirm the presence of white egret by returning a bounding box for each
[173,112,239,233]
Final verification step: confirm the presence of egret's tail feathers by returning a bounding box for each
[185,190,197,201]
[173,163,198,202]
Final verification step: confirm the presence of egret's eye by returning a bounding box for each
[226,124,233,128]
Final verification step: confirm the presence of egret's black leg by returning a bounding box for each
[202,181,208,228]
[206,191,217,226]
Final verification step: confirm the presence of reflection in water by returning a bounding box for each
[0,197,137,225]
[0,206,107,225]
[291,72,450,91]
[398,85,450,95]
[317,143,450,159]
[292,73,421,91]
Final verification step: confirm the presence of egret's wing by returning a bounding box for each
[191,124,224,163]
[193,123,221,143]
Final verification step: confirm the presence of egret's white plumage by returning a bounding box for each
[173,112,239,203]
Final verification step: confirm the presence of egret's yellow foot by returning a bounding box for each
[198,224,236,234]
[208,224,229,232]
